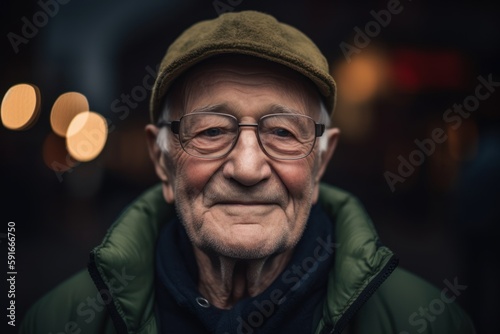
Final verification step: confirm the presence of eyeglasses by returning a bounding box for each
[157,112,325,160]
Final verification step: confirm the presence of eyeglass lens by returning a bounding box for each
[177,113,318,159]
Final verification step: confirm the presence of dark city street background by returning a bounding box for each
[1,0,499,332]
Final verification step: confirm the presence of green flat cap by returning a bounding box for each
[150,10,336,122]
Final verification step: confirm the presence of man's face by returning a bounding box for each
[150,57,337,259]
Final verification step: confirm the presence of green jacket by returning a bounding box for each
[21,184,475,333]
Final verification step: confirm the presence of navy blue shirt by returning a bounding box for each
[155,204,335,333]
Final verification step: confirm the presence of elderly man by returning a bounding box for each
[22,11,475,334]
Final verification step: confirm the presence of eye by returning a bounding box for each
[202,128,223,137]
[272,128,292,137]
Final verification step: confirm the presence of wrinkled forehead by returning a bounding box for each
[168,55,322,117]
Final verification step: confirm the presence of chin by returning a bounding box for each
[200,234,289,260]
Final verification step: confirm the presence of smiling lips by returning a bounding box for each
[212,201,279,217]
[214,201,279,211]
[205,189,285,207]
[216,201,276,205]
[203,182,288,209]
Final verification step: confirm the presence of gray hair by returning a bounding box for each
[156,96,173,153]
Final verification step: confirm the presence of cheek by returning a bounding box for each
[175,156,221,196]
[274,160,316,200]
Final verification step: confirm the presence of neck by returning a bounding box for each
[194,247,293,309]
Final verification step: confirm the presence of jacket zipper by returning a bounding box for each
[88,251,129,334]
[321,255,399,334]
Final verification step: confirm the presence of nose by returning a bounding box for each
[222,126,272,186]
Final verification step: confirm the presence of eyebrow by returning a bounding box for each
[190,103,303,116]
[190,104,229,114]
[268,104,303,115]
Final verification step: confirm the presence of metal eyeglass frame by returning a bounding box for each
[157,112,325,160]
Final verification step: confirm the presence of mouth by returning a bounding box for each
[216,201,276,205]
[212,201,279,216]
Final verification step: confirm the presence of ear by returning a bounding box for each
[145,124,175,204]
[312,127,340,203]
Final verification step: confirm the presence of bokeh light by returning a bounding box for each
[42,132,80,172]
[1,83,41,130]
[66,111,108,162]
[50,92,90,137]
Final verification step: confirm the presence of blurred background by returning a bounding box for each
[1,0,499,332]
